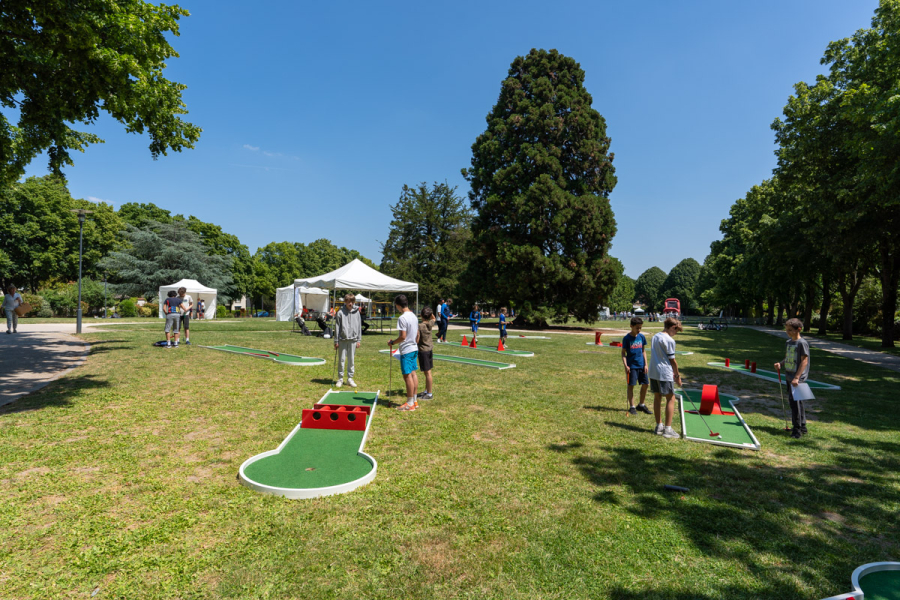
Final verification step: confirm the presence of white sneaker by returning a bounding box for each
[663,426,679,439]
[336,380,343,388]
[347,378,357,388]
[655,423,665,435]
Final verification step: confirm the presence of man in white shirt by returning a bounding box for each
[649,317,683,439]
[178,287,194,345]
[389,294,420,411]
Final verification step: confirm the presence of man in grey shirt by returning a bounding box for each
[775,318,811,438]
[334,293,362,388]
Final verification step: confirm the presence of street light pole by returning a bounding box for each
[103,272,108,319]
[70,209,94,334]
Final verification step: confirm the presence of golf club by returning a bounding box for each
[680,388,720,438]
[388,342,393,398]
[625,368,631,416]
[331,344,338,387]
[776,365,792,431]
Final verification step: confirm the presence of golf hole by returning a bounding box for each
[330,413,339,421]
[347,414,356,422]
[312,412,321,420]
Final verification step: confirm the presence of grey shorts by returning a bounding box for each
[650,379,674,395]
[165,313,181,333]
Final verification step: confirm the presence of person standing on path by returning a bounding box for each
[178,287,193,345]
[439,298,453,343]
[334,294,362,388]
[3,285,22,334]
[774,318,811,439]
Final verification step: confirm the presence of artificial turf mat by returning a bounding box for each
[679,388,758,449]
[859,570,900,600]
[707,361,840,389]
[242,391,377,490]
[452,345,534,357]
[202,344,325,365]
[380,349,515,369]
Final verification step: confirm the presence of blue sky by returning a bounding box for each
[20,0,880,278]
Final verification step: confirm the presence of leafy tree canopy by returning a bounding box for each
[118,202,177,228]
[98,220,232,300]
[0,0,201,185]
[661,258,701,314]
[605,258,635,313]
[0,175,122,290]
[462,48,618,326]
[380,182,472,306]
[634,266,667,310]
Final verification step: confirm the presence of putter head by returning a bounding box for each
[710,432,721,438]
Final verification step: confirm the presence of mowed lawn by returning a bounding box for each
[1,323,898,599]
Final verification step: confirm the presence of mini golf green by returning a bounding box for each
[677,388,760,450]
[462,334,550,340]
[201,344,325,366]
[707,362,840,390]
[239,390,379,499]
[821,561,900,600]
[380,349,516,370]
[583,342,693,355]
[452,343,534,357]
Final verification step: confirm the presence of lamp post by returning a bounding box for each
[70,209,94,333]
[103,272,108,319]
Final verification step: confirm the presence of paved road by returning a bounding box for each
[748,326,900,373]
[0,324,91,407]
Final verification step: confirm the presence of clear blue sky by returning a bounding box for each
[20,0,880,278]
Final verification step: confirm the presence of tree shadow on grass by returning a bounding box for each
[0,373,111,414]
[566,443,900,599]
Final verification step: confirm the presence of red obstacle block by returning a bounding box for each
[595,332,603,345]
[725,358,730,367]
[698,385,734,416]
[497,338,505,352]
[469,337,477,348]
[751,361,757,373]
[461,335,467,346]
[610,341,622,347]
[744,359,750,369]
[301,405,368,431]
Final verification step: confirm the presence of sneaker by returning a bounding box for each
[5,331,9,335]
[637,404,652,414]
[347,378,357,388]
[790,430,802,439]
[663,426,679,439]
[397,401,418,411]
[628,406,637,415]
[166,344,172,349]
[174,342,179,347]
[655,423,665,435]
[185,340,191,345]
[336,380,343,388]
[416,391,427,398]
[420,393,433,401]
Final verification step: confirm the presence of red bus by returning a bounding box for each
[663,298,681,315]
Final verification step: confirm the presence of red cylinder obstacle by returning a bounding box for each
[751,361,757,373]
[744,359,750,369]
[725,358,730,367]
[595,332,602,345]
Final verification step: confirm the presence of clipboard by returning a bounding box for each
[791,382,815,401]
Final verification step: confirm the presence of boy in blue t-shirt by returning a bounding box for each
[498,307,508,343]
[621,316,651,415]
[469,305,482,337]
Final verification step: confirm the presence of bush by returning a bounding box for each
[216,305,226,318]
[37,305,53,318]
[144,303,159,316]
[139,306,152,317]
[119,298,137,317]
[21,293,44,317]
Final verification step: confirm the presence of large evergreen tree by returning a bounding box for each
[462,49,618,326]
[380,182,472,305]
[99,220,232,300]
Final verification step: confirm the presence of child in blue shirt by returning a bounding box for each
[498,307,508,343]
[469,305,482,336]
[621,316,651,415]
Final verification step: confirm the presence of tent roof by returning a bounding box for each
[277,285,328,295]
[355,294,371,302]
[294,259,418,292]
[159,278,217,293]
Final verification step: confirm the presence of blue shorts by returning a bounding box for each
[471,322,478,332]
[628,368,649,386]
[400,351,418,376]
[499,327,507,338]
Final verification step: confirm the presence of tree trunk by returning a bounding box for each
[878,243,900,348]
[766,296,775,327]
[776,300,785,326]
[837,269,865,341]
[818,273,832,336]
[803,280,815,333]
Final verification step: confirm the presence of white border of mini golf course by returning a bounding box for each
[238,389,380,499]
[707,362,841,390]
[584,342,694,355]
[200,345,326,366]
[820,561,900,599]
[380,349,516,370]
[677,388,760,451]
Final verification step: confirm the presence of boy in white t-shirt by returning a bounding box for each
[389,294,420,411]
[649,317,683,439]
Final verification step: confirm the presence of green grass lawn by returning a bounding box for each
[806,330,900,357]
[1,325,898,599]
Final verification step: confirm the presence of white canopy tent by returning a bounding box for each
[158,279,217,319]
[354,294,370,303]
[275,285,330,322]
[293,259,419,313]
